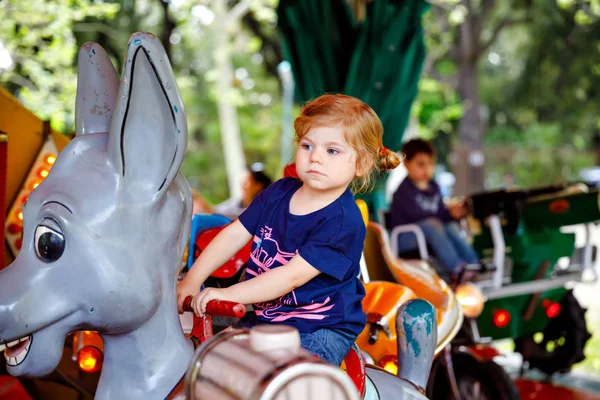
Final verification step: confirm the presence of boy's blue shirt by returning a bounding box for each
[238,177,367,336]
[390,177,452,228]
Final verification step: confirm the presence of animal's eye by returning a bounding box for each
[34,223,65,263]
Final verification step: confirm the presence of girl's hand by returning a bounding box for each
[191,287,231,317]
[177,279,202,314]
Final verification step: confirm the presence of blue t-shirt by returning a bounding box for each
[238,177,367,336]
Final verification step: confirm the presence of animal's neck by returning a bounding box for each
[95,291,193,400]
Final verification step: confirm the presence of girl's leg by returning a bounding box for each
[299,328,355,366]
[444,222,480,264]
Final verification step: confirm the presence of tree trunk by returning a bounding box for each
[452,7,485,196]
[159,0,175,60]
[214,0,247,199]
[454,60,485,195]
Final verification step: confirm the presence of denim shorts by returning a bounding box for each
[238,314,356,366]
[299,328,356,366]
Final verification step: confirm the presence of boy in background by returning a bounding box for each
[390,139,479,281]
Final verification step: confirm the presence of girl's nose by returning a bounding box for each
[309,148,323,164]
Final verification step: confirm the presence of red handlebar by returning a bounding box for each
[183,296,246,318]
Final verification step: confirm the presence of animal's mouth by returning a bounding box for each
[0,335,32,366]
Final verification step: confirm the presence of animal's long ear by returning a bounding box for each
[75,42,119,136]
[107,32,187,198]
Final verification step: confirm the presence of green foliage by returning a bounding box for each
[418,0,600,189]
[0,0,118,132]
[168,0,282,202]
[412,77,463,138]
[484,123,594,189]
[0,0,284,203]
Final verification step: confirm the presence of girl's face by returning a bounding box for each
[295,126,360,193]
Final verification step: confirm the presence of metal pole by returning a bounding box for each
[488,215,505,289]
[0,132,6,267]
[277,61,295,170]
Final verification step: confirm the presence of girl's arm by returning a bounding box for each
[191,253,321,315]
[177,219,252,310]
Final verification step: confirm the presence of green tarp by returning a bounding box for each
[277,0,430,213]
[277,0,429,152]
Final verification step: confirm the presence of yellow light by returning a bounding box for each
[377,355,398,375]
[31,182,40,190]
[77,346,103,373]
[17,211,23,221]
[382,360,398,375]
[39,169,49,178]
[455,282,485,318]
[45,155,56,165]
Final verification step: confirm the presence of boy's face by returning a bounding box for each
[405,153,435,183]
[295,126,358,193]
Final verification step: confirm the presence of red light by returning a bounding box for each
[8,223,22,235]
[15,238,22,250]
[492,309,511,328]
[77,346,103,373]
[545,302,561,319]
[542,299,550,308]
[21,196,28,204]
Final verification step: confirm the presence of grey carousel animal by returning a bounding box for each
[0,32,436,400]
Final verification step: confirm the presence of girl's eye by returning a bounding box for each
[301,143,311,150]
[327,148,339,155]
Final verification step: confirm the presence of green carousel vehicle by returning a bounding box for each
[386,182,596,377]
[468,183,596,376]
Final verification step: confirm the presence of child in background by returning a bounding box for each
[390,138,479,281]
[177,94,401,365]
[193,163,273,219]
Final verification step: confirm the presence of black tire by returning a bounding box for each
[427,353,520,400]
[515,290,592,376]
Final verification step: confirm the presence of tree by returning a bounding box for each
[424,0,533,195]
[0,0,118,132]
[1,0,285,204]
[168,0,282,202]
[479,0,600,188]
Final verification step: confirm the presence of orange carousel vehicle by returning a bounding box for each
[357,212,520,400]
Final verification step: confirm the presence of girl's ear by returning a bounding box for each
[356,156,374,177]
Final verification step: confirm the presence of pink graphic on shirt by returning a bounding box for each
[248,224,335,322]
[255,297,334,322]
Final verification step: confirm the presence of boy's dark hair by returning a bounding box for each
[248,162,273,189]
[401,138,436,161]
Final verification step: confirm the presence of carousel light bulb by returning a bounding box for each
[45,155,56,165]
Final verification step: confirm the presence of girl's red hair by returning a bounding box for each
[294,94,400,192]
